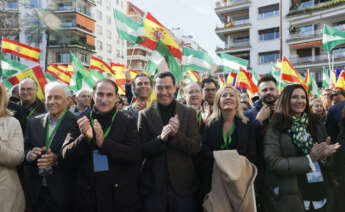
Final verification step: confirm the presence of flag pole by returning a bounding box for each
[328,52,332,73]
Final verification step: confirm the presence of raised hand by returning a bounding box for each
[77,116,93,140]
[169,115,180,136]
[93,119,104,148]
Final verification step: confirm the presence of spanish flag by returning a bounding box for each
[46,64,71,85]
[140,12,182,59]
[227,72,237,86]
[8,66,47,99]
[90,56,114,75]
[111,63,139,84]
[235,67,258,94]
[67,63,74,75]
[184,71,200,82]
[1,38,41,62]
[281,57,303,84]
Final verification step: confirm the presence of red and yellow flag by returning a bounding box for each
[281,57,303,84]
[8,66,47,99]
[1,38,41,62]
[275,59,282,70]
[141,12,181,59]
[111,63,139,85]
[235,67,258,94]
[336,71,345,90]
[218,75,225,87]
[67,63,74,75]
[331,69,337,89]
[184,71,199,82]
[47,64,71,85]
[90,56,114,75]
[227,72,237,86]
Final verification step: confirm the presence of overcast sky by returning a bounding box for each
[129,0,223,62]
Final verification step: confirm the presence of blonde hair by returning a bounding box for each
[0,82,13,117]
[310,97,326,118]
[207,84,248,125]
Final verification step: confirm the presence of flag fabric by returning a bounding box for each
[322,67,331,88]
[90,56,114,75]
[227,72,237,86]
[70,52,95,91]
[331,69,337,89]
[145,51,165,75]
[90,68,106,81]
[304,70,321,97]
[0,55,28,77]
[8,66,47,99]
[181,47,214,73]
[67,63,74,75]
[1,38,41,62]
[57,64,68,72]
[251,70,260,88]
[140,12,181,59]
[275,59,282,70]
[184,71,199,82]
[269,64,286,92]
[235,67,258,94]
[46,64,71,85]
[323,24,345,53]
[154,40,182,81]
[281,56,304,84]
[220,53,248,73]
[111,63,139,84]
[218,75,225,87]
[336,71,345,90]
[113,9,145,43]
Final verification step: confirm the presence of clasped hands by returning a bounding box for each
[160,115,180,142]
[28,147,57,169]
[77,116,104,148]
[310,137,341,162]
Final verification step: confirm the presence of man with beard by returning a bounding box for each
[201,78,218,121]
[245,74,279,212]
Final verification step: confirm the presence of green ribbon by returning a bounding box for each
[198,112,203,129]
[221,122,236,149]
[21,100,38,120]
[45,110,68,150]
[90,109,118,139]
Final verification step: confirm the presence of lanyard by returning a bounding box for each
[22,101,38,120]
[221,122,236,149]
[45,110,68,149]
[90,109,118,139]
[198,112,203,128]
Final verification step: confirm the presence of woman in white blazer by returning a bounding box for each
[0,82,25,212]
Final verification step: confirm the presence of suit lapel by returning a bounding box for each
[150,101,164,135]
[39,113,49,147]
[49,112,70,151]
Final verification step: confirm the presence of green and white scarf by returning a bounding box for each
[289,113,314,154]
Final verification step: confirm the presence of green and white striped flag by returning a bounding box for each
[1,55,28,77]
[323,24,345,53]
[219,53,248,73]
[70,52,96,91]
[181,47,213,73]
[114,9,144,43]
[251,69,260,87]
[269,64,286,91]
[322,67,330,88]
[145,51,165,76]
[90,68,106,81]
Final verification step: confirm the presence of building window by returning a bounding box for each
[259,51,280,64]
[106,15,111,24]
[106,1,111,10]
[96,10,102,20]
[259,28,279,41]
[80,53,88,63]
[106,30,112,39]
[297,25,313,36]
[97,25,103,35]
[57,53,71,63]
[97,40,103,50]
[7,1,17,9]
[107,44,112,53]
[233,37,249,43]
[28,0,41,8]
[259,4,279,19]
[116,49,120,57]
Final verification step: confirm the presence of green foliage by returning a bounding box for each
[288,0,345,17]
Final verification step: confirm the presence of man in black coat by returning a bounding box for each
[326,89,345,143]
[138,72,201,212]
[24,82,77,212]
[245,74,279,212]
[62,78,142,212]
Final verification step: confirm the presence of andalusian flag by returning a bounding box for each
[184,71,199,82]
[8,66,47,99]
[323,25,345,53]
[141,12,181,59]
[1,38,41,62]
[322,67,331,88]
[251,70,260,88]
[90,56,114,75]
[304,69,321,97]
[181,47,214,72]
[0,55,28,77]
[90,68,106,81]
[235,67,258,94]
[281,57,304,84]
[113,9,144,43]
[46,64,71,85]
[269,64,286,92]
[227,72,237,86]
[220,53,248,73]
[70,52,95,91]
[145,51,165,75]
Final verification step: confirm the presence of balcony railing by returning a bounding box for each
[216,19,250,30]
[289,51,345,64]
[54,5,93,18]
[216,0,250,9]
[288,29,323,40]
[288,0,344,16]
[216,41,250,51]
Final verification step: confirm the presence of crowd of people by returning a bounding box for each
[0,71,344,212]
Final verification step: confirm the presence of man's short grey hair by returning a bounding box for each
[11,84,19,96]
[19,78,38,90]
[45,82,71,98]
[75,89,90,98]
